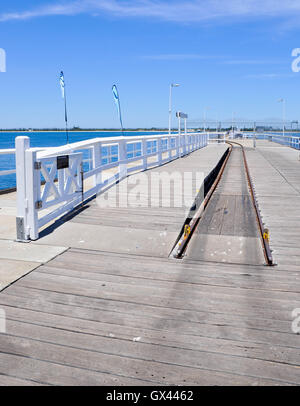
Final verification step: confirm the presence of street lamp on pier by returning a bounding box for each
[278,98,286,137]
[169,83,180,135]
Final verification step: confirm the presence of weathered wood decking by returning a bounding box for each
[0,141,300,386]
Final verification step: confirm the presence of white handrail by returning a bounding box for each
[15,132,209,241]
[0,149,16,182]
[264,133,300,149]
[0,148,16,155]
[0,148,48,181]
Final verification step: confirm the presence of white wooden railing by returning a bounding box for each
[15,132,208,241]
[0,149,16,181]
[266,134,300,149]
[231,132,300,149]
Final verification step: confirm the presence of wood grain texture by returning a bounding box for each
[0,142,299,386]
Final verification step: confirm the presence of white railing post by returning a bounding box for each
[119,139,128,180]
[168,136,172,161]
[185,134,189,153]
[176,135,180,158]
[183,133,187,156]
[158,137,163,165]
[16,136,30,241]
[92,143,102,188]
[25,149,40,241]
[142,138,147,170]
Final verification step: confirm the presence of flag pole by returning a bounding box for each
[64,85,69,144]
[60,71,69,144]
[112,84,123,135]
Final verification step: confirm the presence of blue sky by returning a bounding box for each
[0,0,300,128]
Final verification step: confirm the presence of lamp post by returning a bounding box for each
[278,98,286,137]
[203,107,211,133]
[169,83,180,135]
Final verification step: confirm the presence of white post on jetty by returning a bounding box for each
[177,112,181,136]
[177,112,188,156]
[169,83,180,135]
[15,136,40,241]
[16,136,30,241]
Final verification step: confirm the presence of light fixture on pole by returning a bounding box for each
[169,83,180,135]
[278,98,286,137]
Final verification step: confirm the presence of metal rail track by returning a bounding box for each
[172,141,274,266]
[171,143,233,258]
[228,141,274,266]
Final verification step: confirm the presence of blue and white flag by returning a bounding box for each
[112,84,123,130]
[60,71,65,99]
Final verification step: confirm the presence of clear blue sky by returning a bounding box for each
[0,0,300,128]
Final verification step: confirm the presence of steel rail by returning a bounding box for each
[173,140,274,267]
[228,141,274,266]
[172,143,233,258]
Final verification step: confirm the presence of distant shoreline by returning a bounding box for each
[0,129,170,133]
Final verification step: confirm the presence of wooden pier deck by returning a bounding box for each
[0,141,300,386]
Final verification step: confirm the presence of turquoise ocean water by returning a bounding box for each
[0,131,163,190]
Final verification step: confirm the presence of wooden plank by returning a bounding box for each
[0,352,154,386]
[6,271,300,320]
[0,373,46,386]
[0,325,299,385]
[3,312,300,370]
[13,269,300,305]
[1,291,299,349]
[0,286,296,337]
[1,285,297,343]
[39,260,300,293]
[64,248,300,278]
